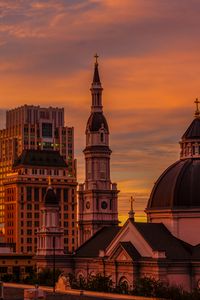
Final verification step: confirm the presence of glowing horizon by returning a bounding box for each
[0,0,199,222]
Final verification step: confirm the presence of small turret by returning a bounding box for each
[128,196,135,221]
[180,99,200,159]
[44,177,58,206]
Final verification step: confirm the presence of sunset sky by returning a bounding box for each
[0,0,200,222]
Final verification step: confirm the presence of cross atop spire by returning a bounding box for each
[194,98,200,118]
[130,196,135,211]
[94,53,99,64]
[129,196,135,220]
[92,54,101,84]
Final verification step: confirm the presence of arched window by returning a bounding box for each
[100,132,104,142]
[110,199,112,210]
[119,277,129,293]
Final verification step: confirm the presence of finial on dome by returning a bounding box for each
[194,98,200,118]
[129,196,135,220]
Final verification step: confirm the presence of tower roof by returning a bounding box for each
[92,54,101,84]
[147,159,200,210]
[182,118,200,140]
[13,149,67,168]
[147,101,200,211]
[44,180,59,206]
[86,112,109,132]
[182,99,200,140]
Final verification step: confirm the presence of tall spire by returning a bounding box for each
[93,54,101,84]
[91,54,103,112]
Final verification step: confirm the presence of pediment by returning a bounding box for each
[107,243,132,261]
[105,219,154,258]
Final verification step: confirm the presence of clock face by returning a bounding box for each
[101,201,107,209]
[86,201,90,209]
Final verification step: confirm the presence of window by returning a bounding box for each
[110,199,112,210]
[64,189,68,202]
[42,123,52,138]
[27,204,32,210]
[27,238,32,243]
[34,204,39,210]
[193,146,195,155]
[27,221,32,227]
[27,246,32,252]
[27,229,32,235]
[34,221,39,227]
[27,213,32,218]
[100,132,104,142]
[26,187,32,201]
[0,267,7,273]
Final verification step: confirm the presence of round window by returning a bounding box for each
[101,201,107,209]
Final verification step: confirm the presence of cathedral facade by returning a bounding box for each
[36,58,200,293]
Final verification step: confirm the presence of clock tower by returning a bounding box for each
[78,55,119,246]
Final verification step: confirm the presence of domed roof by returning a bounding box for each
[86,112,109,132]
[147,158,200,210]
[182,118,200,140]
[44,186,58,206]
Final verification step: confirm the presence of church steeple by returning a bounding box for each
[93,54,101,84]
[91,54,103,112]
[78,56,119,246]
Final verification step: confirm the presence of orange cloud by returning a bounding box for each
[0,0,200,223]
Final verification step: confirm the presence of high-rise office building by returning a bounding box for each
[0,105,77,253]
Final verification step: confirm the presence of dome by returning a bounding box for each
[44,186,58,206]
[86,112,109,132]
[147,158,200,210]
[182,118,200,140]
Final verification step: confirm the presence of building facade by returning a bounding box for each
[4,149,77,254]
[0,105,77,254]
[53,103,200,293]
[78,57,119,246]
[0,105,76,225]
